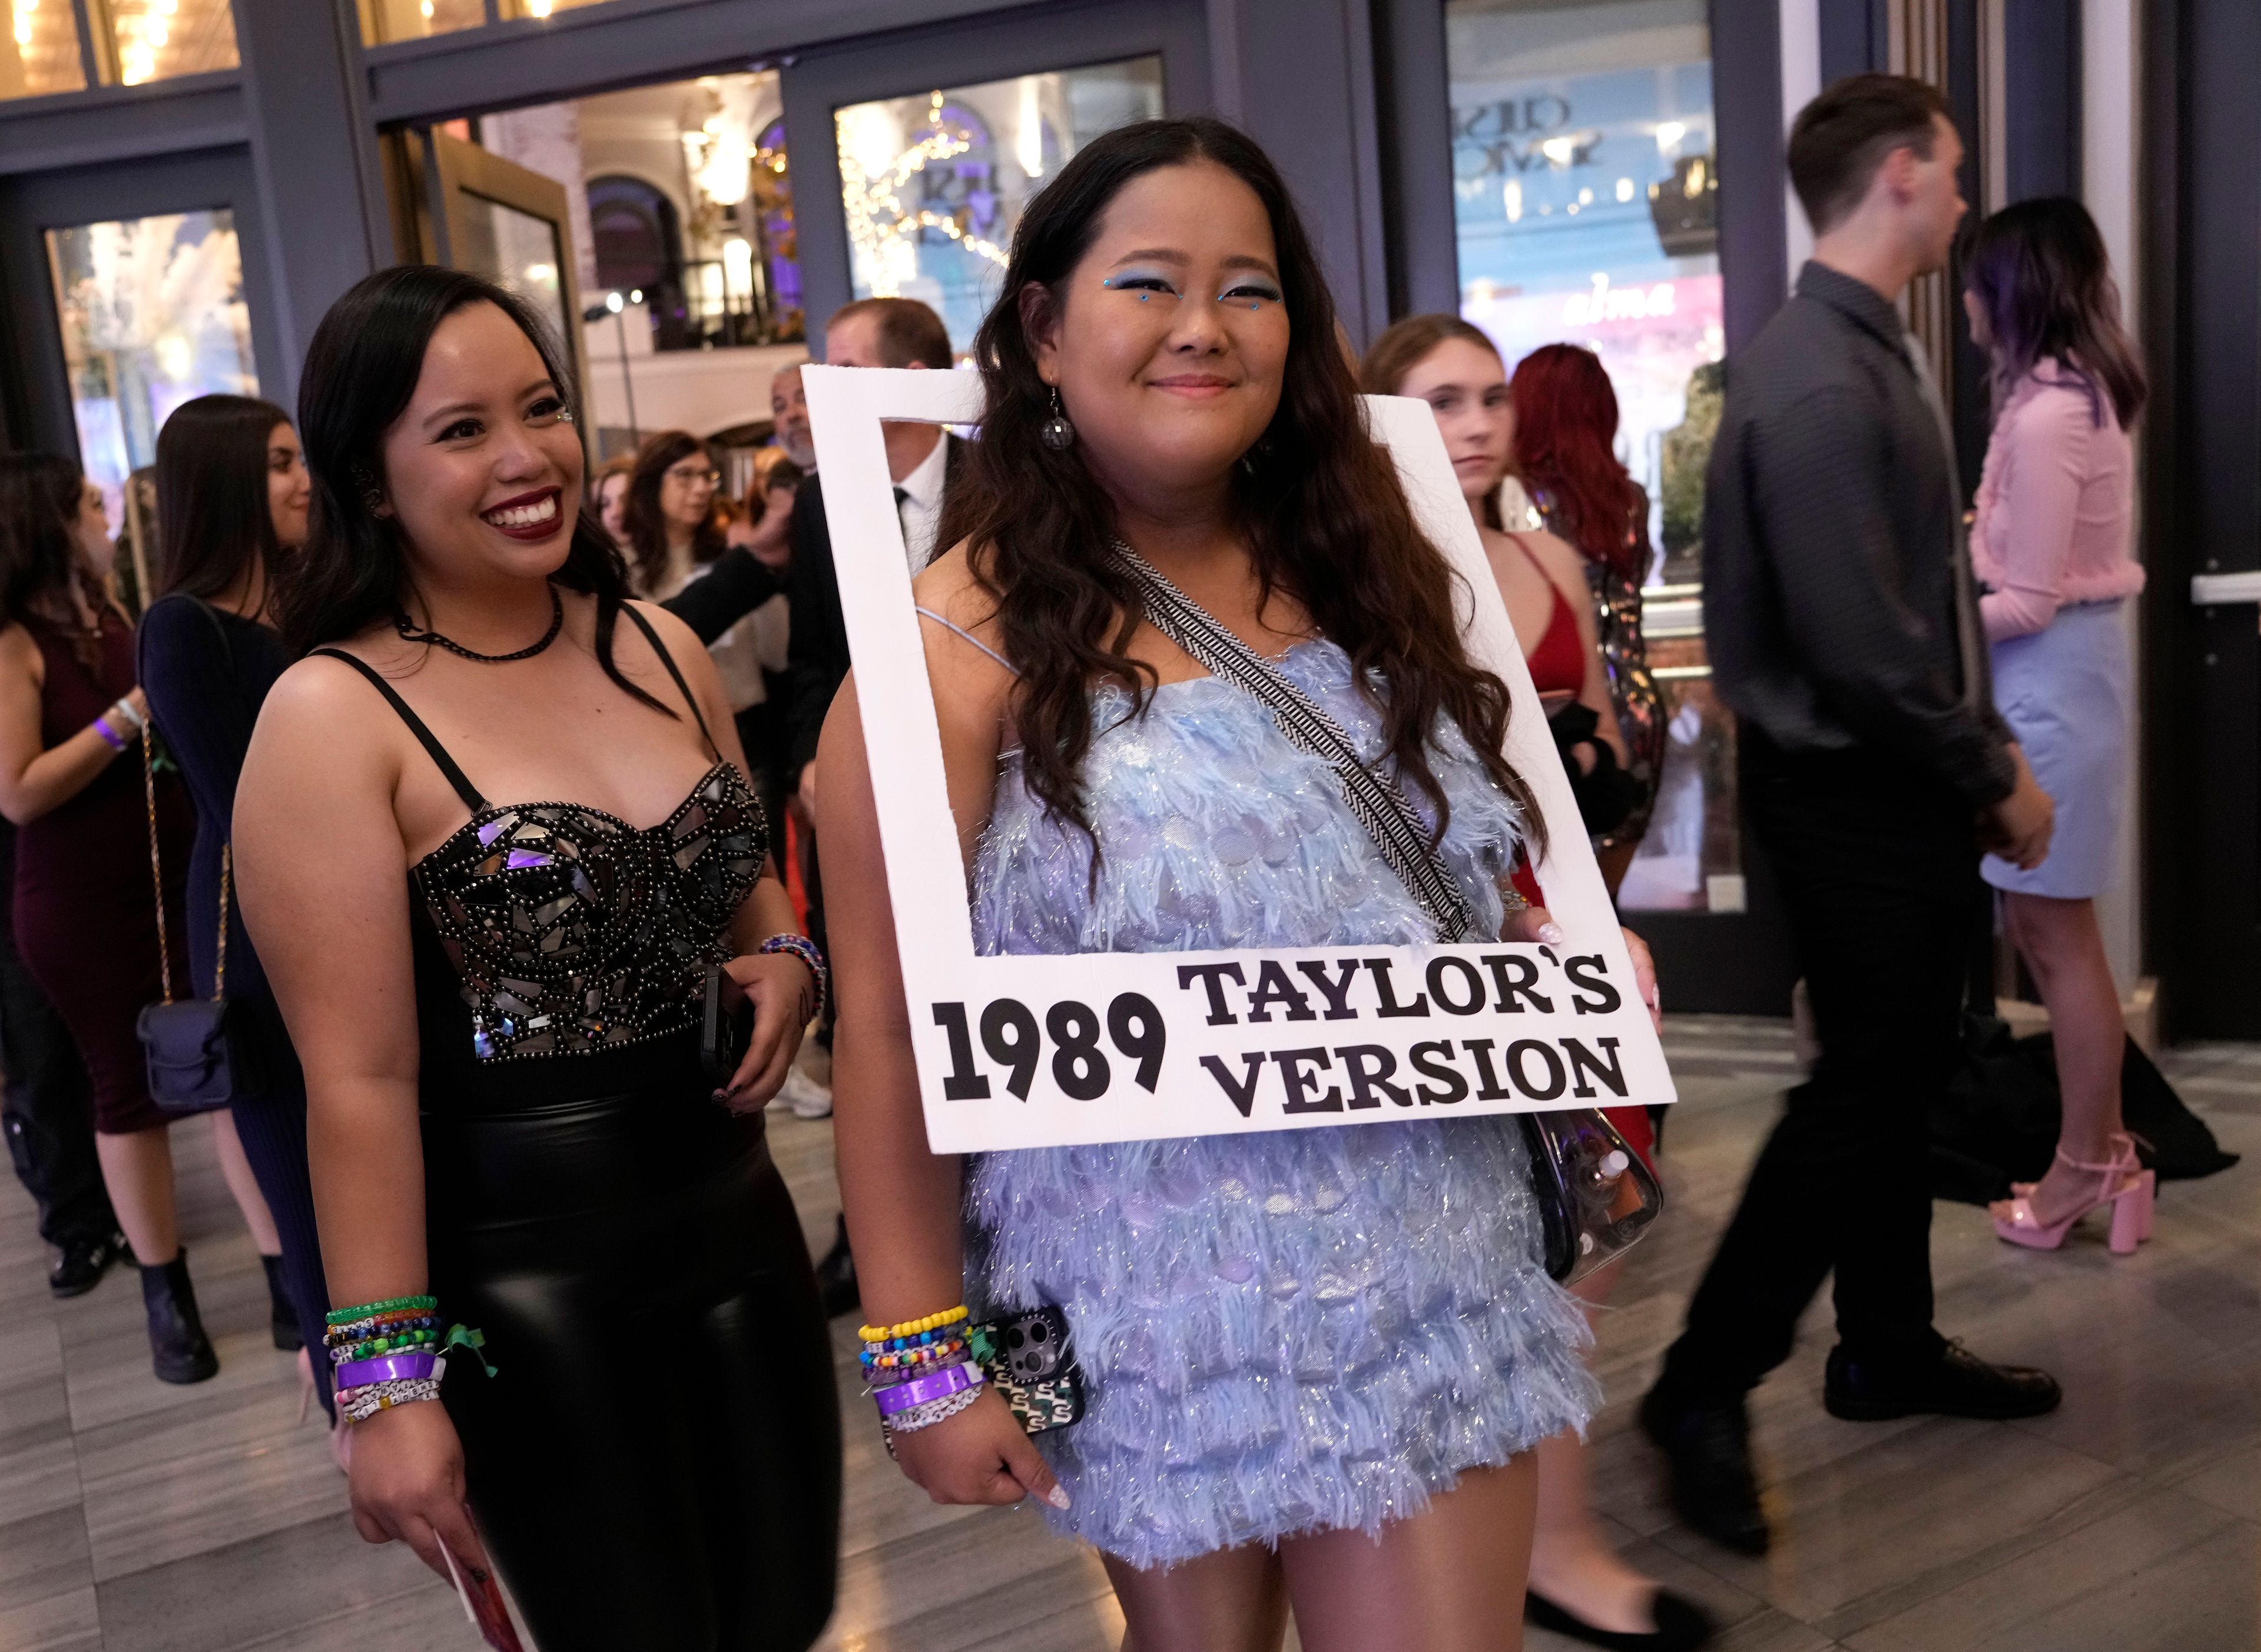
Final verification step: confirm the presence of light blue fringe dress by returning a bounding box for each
[963,636,1597,1568]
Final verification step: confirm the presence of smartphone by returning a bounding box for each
[701,964,754,1086]
[968,1306,1086,1435]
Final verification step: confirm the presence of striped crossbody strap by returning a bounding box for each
[1106,541,1478,944]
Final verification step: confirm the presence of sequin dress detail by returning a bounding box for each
[966,638,1596,1568]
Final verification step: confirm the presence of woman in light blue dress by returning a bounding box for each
[822,118,1653,1650]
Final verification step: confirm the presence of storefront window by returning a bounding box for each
[45,210,258,608]
[1447,0,1737,914]
[361,0,486,47]
[107,0,236,83]
[3,0,88,98]
[835,58,1163,356]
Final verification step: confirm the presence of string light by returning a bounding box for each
[835,91,1006,301]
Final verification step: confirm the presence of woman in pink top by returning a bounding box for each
[1961,198,2151,1253]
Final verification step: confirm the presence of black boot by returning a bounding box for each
[139,1249,219,1384]
[815,1215,859,1319]
[50,1229,125,1298]
[260,1253,302,1351]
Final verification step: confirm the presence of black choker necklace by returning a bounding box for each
[395,583,563,663]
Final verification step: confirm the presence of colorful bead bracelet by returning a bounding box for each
[860,1337,967,1372]
[327,1302,436,1329]
[757,933,828,1022]
[858,1305,969,1345]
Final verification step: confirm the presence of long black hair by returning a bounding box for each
[937,116,1540,854]
[621,429,724,595]
[280,265,664,714]
[155,393,291,606]
[1964,196,2147,429]
[0,453,101,642]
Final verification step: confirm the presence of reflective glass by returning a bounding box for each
[836,57,1163,356]
[458,193,569,351]
[360,0,486,47]
[109,0,237,84]
[1448,0,1736,914]
[45,210,259,608]
[2,0,88,98]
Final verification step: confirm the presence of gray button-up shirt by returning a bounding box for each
[1702,261,2016,808]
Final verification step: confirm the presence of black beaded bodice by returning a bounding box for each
[313,606,765,1069]
[413,763,765,1062]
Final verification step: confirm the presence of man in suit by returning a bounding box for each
[663,297,959,1315]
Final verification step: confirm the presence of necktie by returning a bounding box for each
[1904,334,1987,714]
[894,486,916,572]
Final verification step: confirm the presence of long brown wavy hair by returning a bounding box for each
[938,117,1541,855]
[621,429,725,595]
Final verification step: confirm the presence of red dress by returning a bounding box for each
[12,609,193,1135]
[1503,536,1655,1166]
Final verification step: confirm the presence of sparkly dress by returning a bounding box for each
[966,639,1596,1567]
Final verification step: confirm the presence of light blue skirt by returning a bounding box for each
[1982,599,2130,900]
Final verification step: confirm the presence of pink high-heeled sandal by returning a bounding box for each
[1993,1142,2154,1253]
[2010,1132,2156,1241]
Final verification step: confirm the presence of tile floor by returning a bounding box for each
[2,1017,2254,1652]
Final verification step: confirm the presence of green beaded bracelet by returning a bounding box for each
[326,1295,437,1326]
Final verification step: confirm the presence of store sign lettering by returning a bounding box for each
[1451,95,1599,178]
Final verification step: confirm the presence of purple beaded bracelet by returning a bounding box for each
[871,1359,983,1418]
[757,933,828,1022]
[334,1351,440,1389]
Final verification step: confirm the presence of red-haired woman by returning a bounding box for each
[1510,344,1665,896]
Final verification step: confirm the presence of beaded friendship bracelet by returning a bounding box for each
[327,1295,437,1323]
[858,1305,969,1345]
[757,932,828,1023]
[884,1385,985,1435]
[861,1338,967,1373]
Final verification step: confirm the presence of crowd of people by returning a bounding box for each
[0,69,2159,1652]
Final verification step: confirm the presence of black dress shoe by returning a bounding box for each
[1824,1340,2061,1421]
[139,1249,218,1385]
[1639,1384,1769,1556]
[1528,1587,1716,1651]
[50,1230,124,1298]
[815,1216,860,1319]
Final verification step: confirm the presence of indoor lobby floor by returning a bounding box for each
[3,1016,2256,1652]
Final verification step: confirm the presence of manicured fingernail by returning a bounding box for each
[1046,1485,1072,1511]
[1537,923,1565,946]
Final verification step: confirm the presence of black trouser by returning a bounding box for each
[1659,729,1984,1400]
[0,923,115,1249]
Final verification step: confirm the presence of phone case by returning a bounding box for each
[700,965,753,1084]
[967,1306,1086,1434]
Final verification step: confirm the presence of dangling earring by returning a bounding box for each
[1039,385,1076,452]
[350,462,386,515]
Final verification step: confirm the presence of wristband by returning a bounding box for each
[333,1352,442,1389]
[757,932,828,1022]
[92,716,126,753]
[873,1360,983,1418]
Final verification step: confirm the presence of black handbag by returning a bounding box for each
[1108,541,1662,1285]
[135,719,265,1114]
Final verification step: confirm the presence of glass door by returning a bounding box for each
[0,147,282,613]
[774,0,1210,346]
[1442,0,1791,1013]
[390,126,591,421]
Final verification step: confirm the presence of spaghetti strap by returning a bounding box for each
[309,648,489,812]
[915,606,1020,676]
[619,604,720,758]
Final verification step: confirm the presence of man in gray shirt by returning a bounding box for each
[1640,75,2060,1558]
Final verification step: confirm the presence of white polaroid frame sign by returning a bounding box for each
[807,364,1675,1154]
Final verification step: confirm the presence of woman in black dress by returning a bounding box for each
[140,394,334,1410]
[234,267,838,1650]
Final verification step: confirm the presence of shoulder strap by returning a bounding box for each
[1106,543,1477,943]
[308,649,488,812]
[618,603,719,759]
[915,606,1020,676]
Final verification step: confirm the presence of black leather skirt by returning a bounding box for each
[420,1029,840,1652]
